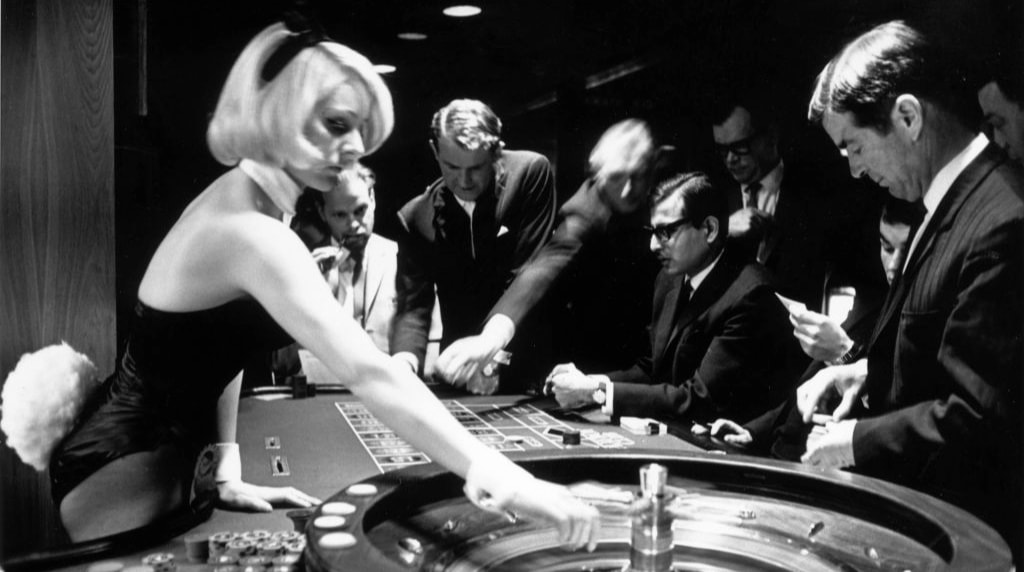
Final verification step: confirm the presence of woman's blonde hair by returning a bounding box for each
[207,23,394,168]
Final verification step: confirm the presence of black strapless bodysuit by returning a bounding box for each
[50,299,292,504]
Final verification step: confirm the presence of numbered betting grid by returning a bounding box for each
[335,400,635,473]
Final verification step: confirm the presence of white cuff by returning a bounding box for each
[833,419,857,467]
[594,375,614,416]
[214,442,242,483]
[483,314,516,348]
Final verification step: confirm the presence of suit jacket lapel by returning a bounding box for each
[869,144,1003,348]
[652,275,683,363]
[361,236,385,316]
[761,184,800,266]
[659,253,739,363]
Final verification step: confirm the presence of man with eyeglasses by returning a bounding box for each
[544,172,806,425]
[711,94,886,313]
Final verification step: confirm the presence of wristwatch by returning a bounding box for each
[592,380,608,406]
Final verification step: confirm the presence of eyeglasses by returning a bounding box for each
[644,217,691,243]
[714,134,760,159]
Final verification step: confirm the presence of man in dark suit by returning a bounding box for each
[546,172,807,424]
[392,99,557,393]
[711,95,886,313]
[711,197,923,460]
[434,120,664,388]
[799,21,1024,554]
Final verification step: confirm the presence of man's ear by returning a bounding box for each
[428,139,439,160]
[893,94,924,141]
[703,215,720,244]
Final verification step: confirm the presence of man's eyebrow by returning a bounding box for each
[442,159,487,170]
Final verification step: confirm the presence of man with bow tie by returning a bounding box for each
[311,164,403,353]
[269,165,420,382]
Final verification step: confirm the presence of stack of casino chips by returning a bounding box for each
[204,530,306,571]
[140,552,176,571]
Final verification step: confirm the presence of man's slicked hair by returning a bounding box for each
[808,21,980,133]
[430,99,504,153]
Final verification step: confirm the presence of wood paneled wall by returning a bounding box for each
[0,0,116,559]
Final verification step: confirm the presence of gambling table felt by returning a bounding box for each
[6,388,1011,571]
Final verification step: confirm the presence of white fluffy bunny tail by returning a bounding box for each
[0,343,100,471]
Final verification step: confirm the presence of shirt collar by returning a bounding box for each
[922,133,989,215]
[687,249,724,293]
[744,159,784,195]
[238,159,302,217]
[454,195,476,216]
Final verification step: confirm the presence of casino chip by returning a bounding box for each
[561,428,582,445]
[321,501,357,515]
[184,532,210,563]
[140,552,175,572]
[345,483,378,496]
[319,532,357,549]
[314,515,347,529]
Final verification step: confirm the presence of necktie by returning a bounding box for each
[679,279,693,305]
[900,201,929,275]
[745,181,762,209]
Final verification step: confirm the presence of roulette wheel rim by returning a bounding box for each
[303,449,1011,572]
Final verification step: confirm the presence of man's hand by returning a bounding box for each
[311,246,344,296]
[545,363,599,409]
[801,419,857,469]
[709,418,754,446]
[796,360,868,423]
[434,315,514,392]
[789,308,854,362]
[465,455,599,551]
[435,334,503,391]
[728,208,773,240]
[217,480,320,513]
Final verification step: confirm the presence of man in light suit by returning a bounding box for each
[800,21,1024,554]
[273,165,440,381]
[546,172,807,424]
[315,165,401,352]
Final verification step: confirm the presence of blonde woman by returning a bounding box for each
[7,21,598,547]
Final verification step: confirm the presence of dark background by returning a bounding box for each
[1,0,1020,560]
[113,0,1020,341]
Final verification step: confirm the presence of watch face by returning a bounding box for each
[593,389,606,405]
